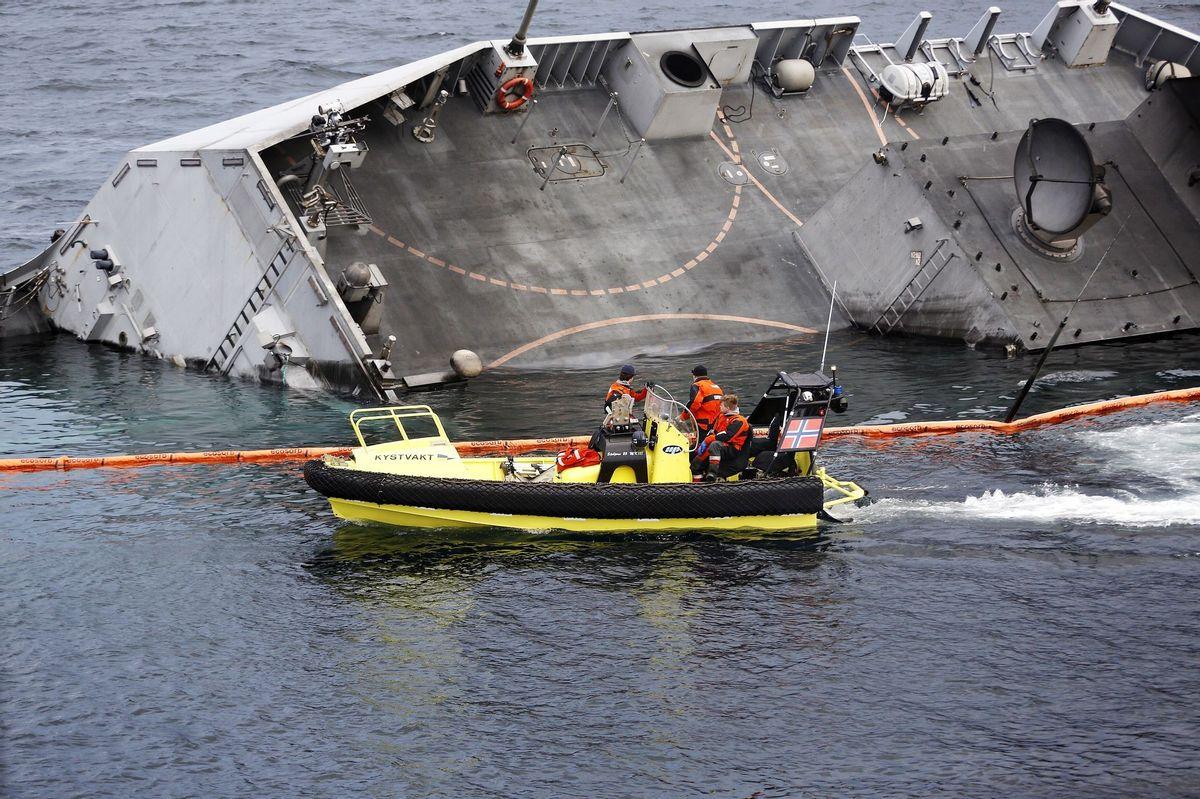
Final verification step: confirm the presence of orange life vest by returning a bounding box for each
[713,411,751,451]
[688,378,723,427]
[605,380,646,410]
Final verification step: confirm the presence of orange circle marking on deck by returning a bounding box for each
[486,314,818,369]
[841,66,889,148]
[366,128,758,295]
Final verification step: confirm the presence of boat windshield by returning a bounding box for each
[644,385,700,445]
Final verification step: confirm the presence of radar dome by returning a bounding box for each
[342,261,372,288]
[774,59,815,92]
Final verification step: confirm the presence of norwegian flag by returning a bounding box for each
[779,416,825,451]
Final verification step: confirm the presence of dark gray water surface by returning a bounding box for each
[5,331,1200,797]
[4,0,1200,796]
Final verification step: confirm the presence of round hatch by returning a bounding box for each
[660,50,706,88]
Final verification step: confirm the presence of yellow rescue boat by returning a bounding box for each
[304,374,864,532]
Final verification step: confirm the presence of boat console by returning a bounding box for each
[745,368,850,477]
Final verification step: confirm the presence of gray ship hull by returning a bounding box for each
[4,1,1197,399]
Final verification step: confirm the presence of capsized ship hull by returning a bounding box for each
[4,2,1198,399]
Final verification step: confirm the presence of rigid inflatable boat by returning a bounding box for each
[304,372,864,532]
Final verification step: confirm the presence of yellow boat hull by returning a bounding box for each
[329,497,819,532]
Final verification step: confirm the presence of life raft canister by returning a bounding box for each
[497,76,534,111]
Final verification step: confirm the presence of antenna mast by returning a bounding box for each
[506,0,539,57]
[820,281,837,373]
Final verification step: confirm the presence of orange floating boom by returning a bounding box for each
[824,385,1200,439]
[0,386,1197,474]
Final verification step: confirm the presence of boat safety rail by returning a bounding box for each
[349,405,450,448]
[644,385,700,449]
[0,386,1197,474]
[816,467,865,509]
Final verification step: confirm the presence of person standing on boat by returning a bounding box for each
[686,365,723,440]
[697,395,752,480]
[604,364,649,415]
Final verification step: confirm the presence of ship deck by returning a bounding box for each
[265,48,1165,374]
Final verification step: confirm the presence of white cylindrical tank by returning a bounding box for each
[879,62,950,105]
[774,59,816,92]
[1145,60,1192,90]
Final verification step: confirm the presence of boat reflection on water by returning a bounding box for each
[311,522,837,578]
[304,521,848,625]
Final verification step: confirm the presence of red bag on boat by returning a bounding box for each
[555,446,601,473]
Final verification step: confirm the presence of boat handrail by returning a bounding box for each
[349,405,450,448]
[645,385,700,446]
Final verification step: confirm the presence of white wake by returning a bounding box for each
[855,484,1200,528]
[858,414,1200,528]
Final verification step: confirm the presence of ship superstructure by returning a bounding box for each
[3,0,1197,399]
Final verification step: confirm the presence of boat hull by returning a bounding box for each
[305,457,824,517]
[328,497,819,532]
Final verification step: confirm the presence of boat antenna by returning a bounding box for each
[1004,214,1130,423]
[820,280,837,373]
[506,0,539,57]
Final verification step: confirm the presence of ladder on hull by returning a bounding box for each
[206,242,296,374]
[870,238,956,335]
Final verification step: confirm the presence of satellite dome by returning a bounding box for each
[342,261,372,288]
[774,59,815,93]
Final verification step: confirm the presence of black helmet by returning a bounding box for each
[619,364,636,377]
[691,364,708,377]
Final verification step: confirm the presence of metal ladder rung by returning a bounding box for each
[206,245,294,373]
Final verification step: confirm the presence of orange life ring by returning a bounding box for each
[497,76,534,111]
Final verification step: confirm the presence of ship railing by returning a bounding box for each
[526,32,630,91]
[1109,2,1200,72]
[751,17,860,73]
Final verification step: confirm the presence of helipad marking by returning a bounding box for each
[371,130,753,296]
[488,313,818,368]
[708,128,803,229]
[842,67,888,147]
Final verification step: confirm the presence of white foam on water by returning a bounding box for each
[858,414,1200,528]
[1157,369,1200,380]
[856,483,1200,528]
[1080,413,1200,489]
[1018,369,1118,390]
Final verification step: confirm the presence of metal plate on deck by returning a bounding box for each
[756,149,788,175]
[528,144,606,182]
[718,161,750,185]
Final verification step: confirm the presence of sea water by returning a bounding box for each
[4,0,1200,795]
